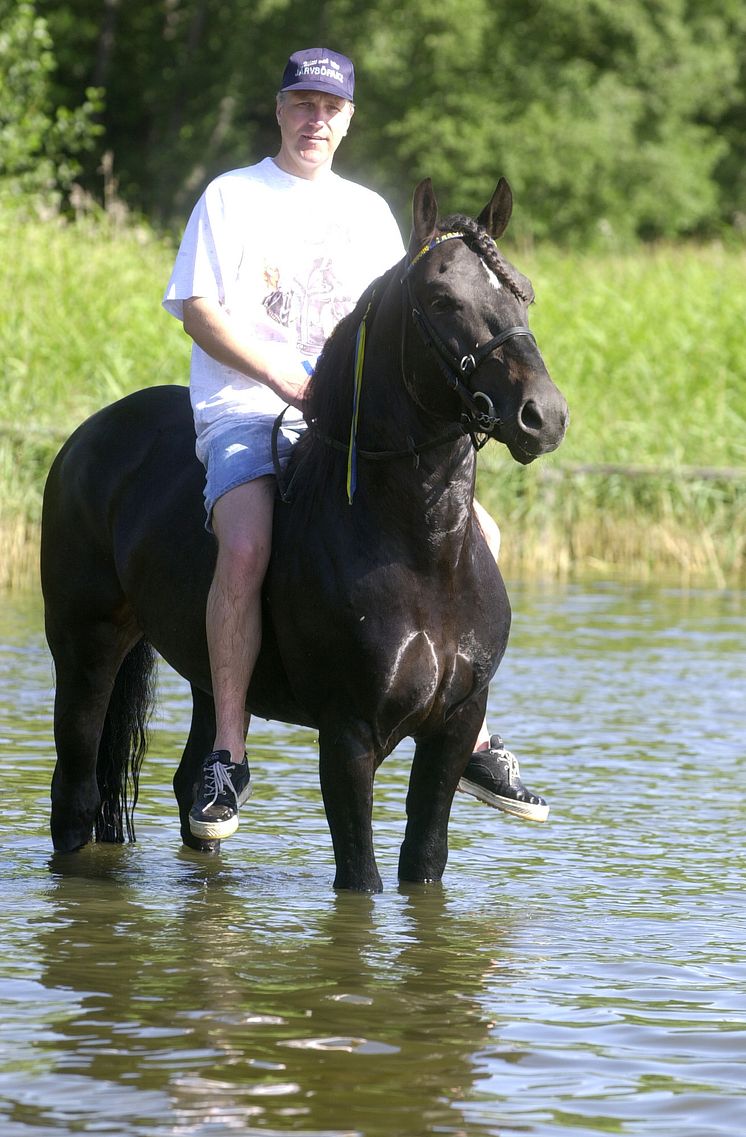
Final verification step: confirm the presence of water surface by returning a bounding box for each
[1,581,744,1136]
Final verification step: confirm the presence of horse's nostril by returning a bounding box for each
[518,399,544,435]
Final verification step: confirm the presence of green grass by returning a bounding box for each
[0,208,190,428]
[524,244,744,469]
[1,206,744,587]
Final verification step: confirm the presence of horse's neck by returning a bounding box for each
[356,431,478,568]
[349,294,478,560]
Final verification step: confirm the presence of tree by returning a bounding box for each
[31,0,746,241]
[344,0,742,242]
[0,0,102,209]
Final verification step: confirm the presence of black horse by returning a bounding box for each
[41,178,568,891]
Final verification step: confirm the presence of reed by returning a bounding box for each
[477,462,745,587]
[1,205,743,589]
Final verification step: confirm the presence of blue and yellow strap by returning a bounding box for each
[406,231,464,273]
[346,297,372,503]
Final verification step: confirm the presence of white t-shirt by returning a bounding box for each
[163,157,405,459]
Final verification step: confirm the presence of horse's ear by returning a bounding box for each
[478,177,513,240]
[409,178,439,255]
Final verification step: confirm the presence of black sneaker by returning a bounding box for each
[457,735,549,822]
[189,750,252,840]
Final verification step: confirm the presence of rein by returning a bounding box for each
[272,404,464,504]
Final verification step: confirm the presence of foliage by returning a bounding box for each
[476,459,745,585]
[0,0,102,210]
[350,0,743,242]
[27,0,746,243]
[475,239,746,582]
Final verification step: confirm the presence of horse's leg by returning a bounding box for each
[173,684,220,853]
[399,705,485,883]
[318,721,382,892]
[48,619,136,853]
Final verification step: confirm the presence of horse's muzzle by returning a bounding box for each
[500,389,569,464]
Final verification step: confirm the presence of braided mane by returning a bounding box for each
[304,213,532,438]
[438,214,535,305]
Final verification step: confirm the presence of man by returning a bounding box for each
[163,47,548,844]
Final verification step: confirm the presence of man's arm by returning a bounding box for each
[182,297,310,411]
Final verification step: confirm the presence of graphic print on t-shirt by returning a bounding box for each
[262,256,354,356]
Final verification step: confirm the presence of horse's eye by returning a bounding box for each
[429,294,458,313]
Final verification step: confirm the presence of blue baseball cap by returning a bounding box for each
[279,48,355,102]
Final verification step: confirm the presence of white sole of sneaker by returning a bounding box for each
[189,813,240,840]
[457,778,550,822]
[188,779,252,842]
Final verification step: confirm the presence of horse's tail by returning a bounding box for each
[95,638,158,843]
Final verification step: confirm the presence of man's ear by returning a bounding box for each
[343,103,355,134]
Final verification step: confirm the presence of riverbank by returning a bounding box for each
[476,458,744,588]
[1,207,743,589]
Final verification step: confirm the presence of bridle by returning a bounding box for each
[275,229,537,502]
[404,231,536,447]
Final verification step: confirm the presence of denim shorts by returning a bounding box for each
[201,415,306,529]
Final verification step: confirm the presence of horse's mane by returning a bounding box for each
[438,213,535,304]
[304,263,398,438]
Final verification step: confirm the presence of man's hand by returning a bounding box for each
[267,359,311,411]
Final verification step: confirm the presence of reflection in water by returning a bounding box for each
[36,850,520,1135]
[0,581,744,1136]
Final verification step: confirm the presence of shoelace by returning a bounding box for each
[204,760,238,807]
[496,745,520,784]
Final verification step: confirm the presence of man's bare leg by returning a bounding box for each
[207,476,275,763]
[472,498,501,749]
[189,476,274,840]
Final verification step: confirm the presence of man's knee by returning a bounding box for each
[215,528,270,586]
[212,478,274,586]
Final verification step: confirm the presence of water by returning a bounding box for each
[1,581,744,1137]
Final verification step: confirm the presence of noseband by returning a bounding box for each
[405,232,535,445]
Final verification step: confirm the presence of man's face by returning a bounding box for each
[275,90,354,179]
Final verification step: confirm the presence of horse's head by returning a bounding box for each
[404,178,568,464]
